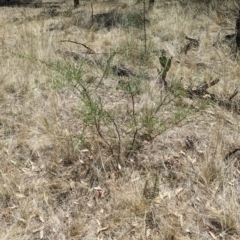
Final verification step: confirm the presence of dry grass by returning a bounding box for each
[0,0,240,239]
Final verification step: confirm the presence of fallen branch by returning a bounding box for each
[229,88,238,101]
[55,49,105,67]
[189,79,240,114]
[161,77,240,115]
[186,78,219,98]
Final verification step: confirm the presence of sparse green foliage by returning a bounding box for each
[97,51,117,87]
[49,58,191,168]
[117,77,142,95]
[169,79,186,97]
[51,60,84,90]
[121,10,147,28]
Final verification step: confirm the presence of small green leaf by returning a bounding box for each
[159,50,167,67]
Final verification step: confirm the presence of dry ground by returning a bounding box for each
[0,0,240,239]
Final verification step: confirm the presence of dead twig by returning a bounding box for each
[229,88,238,101]
[224,148,240,161]
[60,40,96,54]
[183,36,199,55]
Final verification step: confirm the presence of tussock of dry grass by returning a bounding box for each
[0,0,240,239]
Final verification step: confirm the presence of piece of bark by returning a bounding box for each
[224,148,240,160]
[74,0,79,8]
[112,65,135,77]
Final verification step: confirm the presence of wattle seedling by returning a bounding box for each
[158,49,172,80]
